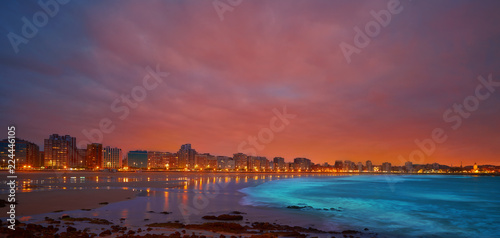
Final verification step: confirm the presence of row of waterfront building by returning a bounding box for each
[1,134,497,173]
[0,134,310,171]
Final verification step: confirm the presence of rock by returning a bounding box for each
[230,211,246,214]
[202,214,243,221]
[341,230,359,234]
[99,230,112,237]
[286,205,313,209]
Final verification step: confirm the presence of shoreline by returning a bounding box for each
[2,169,498,176]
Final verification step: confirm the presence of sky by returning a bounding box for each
[1,0,499,166]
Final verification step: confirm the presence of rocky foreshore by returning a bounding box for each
[0,213,377,238]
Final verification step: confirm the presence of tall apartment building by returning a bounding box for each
[76,148,86,168]
[165,153,178,168]
[195,153,209,168]
[247,156,259,171]
[294,157,311,171]
[273,157,286,171]
[44,134,76,168]
[0,138,40,167]
[39,151,44,167]
[86,143,103,169]
[217,156,232,170]
[233,153,248,170]
[148,151,172,169]
[382,162,392,172]
[207,154,217,169]
[128,150,148,169]
[178,144,196,168]
[334,160,343,170]
[103,146,122,169]
[366,160,373,172]
[357,162,363,172]
[259,157,270,171]
[405,161,413,173]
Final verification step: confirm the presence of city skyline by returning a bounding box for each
[1,134,497,170]
[1,1,500,166]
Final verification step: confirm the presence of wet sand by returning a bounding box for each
[0,189,137,216]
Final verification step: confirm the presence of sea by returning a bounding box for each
[239,175,500,238]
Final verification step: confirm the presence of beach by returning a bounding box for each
[0,189,136,217]
[3,172,498,237]
[1,171,376,237]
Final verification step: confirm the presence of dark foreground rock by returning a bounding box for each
[202,214,244,221]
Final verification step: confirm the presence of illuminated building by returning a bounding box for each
[344,160,352,171]
[76,148,86,168]
[382,162,392,173]
[294,157,311,171]
[0,138,39,167]
[178,144,196,168]
[127,150,148,169]
[207,154,217,168]
[165,153,178,168]
[148,151,173,169]
[259,157,270,171]
[226,159,235,170]
[86,143,103,169]
[44,134,76,168]
[217,156,232,170]
[334,160,343,171]
[233,153,248,170]
[195,153,209,168]
[103,146,122,169]
[405,161,413,173]
[247,156,259,171]
[39,151,44,167]
[273,157,285,171]
[366,160,373,172]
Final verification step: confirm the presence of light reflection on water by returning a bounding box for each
[0,172,375,233]
[0,172,349,194]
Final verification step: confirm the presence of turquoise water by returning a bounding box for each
[239,175,500,237]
